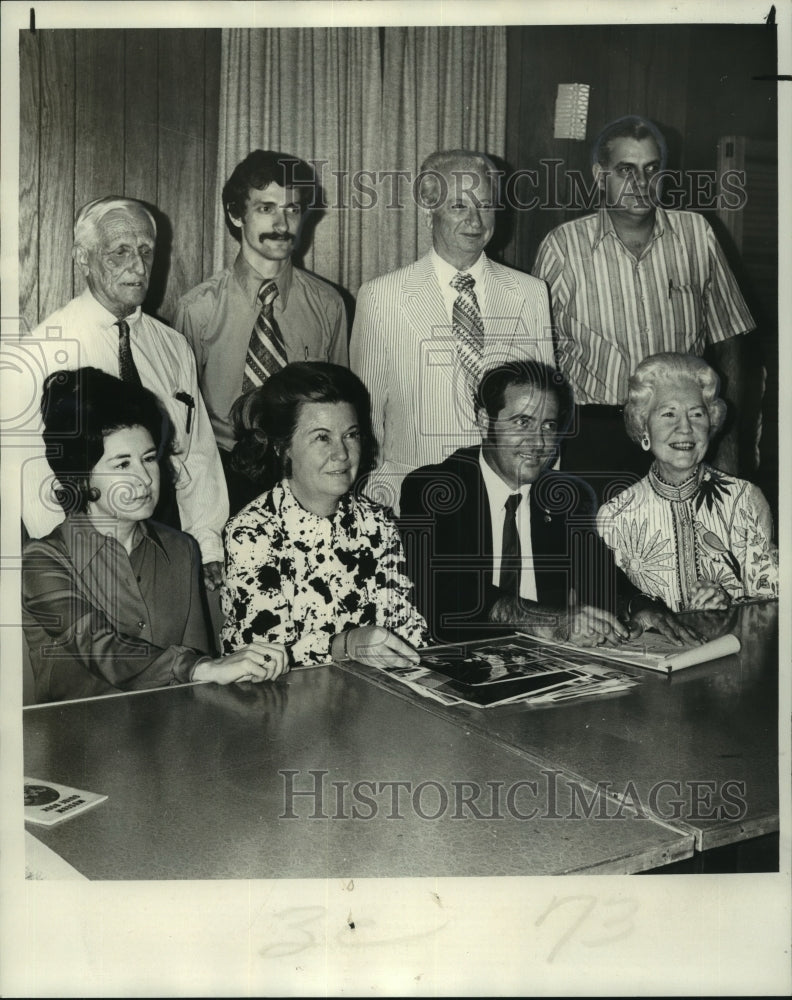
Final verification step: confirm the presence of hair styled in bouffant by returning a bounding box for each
[229,362,376,488]
[623,352,727,444]
[40,366,173,514]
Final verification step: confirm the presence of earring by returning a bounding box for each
[641,434,651,452]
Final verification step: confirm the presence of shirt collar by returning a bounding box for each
[136,519,169,556]
[478,447,533,509]
[592,205,679,252]
[78,286,143,329]
[278,478,353,526]
[233,252,294,309]
[59,514,168,572]
[648,461,705,503]
[431,248,488,288]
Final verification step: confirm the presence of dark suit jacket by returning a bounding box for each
[399,447,621,644]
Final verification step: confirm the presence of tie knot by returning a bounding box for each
[505,492,522,515]
[451,271,475,293]
[258,280,279,308]
[115,319,130,338]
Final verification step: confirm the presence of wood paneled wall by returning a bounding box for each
[19,28,221,331]
[502,24,777,271]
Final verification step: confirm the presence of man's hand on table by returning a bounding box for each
[630,607,704,646]
[567,605,630,648]
[489,595,563,636]
[489,596,628,648]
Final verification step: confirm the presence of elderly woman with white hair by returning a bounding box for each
[597,353,777,622]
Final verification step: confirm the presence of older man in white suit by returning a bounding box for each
[350,149,554,512]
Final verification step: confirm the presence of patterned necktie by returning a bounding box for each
[450,271,484,396]
[242,280,287,393]
[500,492,523,597]
[116,320,142,386]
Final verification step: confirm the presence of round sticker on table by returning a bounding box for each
[24,784,60,807]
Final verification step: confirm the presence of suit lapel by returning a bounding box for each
[435,451,492,560]
[465,456,493,562]
[530,474,568,604]
[402,254,456,394]
[402,253,450,339]
[480,258,523,359]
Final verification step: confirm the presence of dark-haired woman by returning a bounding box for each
[22,367,287,703]
[221,362,428,668]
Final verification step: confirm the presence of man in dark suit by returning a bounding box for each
[400,360,629,646]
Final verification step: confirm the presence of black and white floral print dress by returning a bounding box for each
[221,480,429,662]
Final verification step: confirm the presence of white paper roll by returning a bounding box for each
[663,632,741,671]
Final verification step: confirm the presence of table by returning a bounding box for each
[343,601,779,853]
[23,664,693,879]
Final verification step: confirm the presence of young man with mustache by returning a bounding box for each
[174,150,348,514]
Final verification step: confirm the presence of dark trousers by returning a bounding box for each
[561,405,651,507]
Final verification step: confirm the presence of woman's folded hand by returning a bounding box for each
[193,640,290,684]
[687,579,731,611]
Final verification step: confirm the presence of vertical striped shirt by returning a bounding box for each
[533,208,755,404]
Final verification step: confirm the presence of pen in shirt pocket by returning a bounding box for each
[175,391,195,433]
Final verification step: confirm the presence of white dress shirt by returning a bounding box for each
[478,449,538,602]
[20,288,228,564]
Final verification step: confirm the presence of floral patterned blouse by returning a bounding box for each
[596,464,778,612]
[221,480,429,663]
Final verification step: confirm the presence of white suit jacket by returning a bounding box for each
[350,252,554,511]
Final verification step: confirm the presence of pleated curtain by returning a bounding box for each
[216,26,506,296]
[379,26,507,278]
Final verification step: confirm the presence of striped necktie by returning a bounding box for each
[242,280,287,392]
[450,271,484,396]
[116,320,142,387]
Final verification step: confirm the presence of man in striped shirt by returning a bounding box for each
[533,116,754,496]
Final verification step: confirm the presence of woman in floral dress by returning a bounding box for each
[596,353,777,619]
[221,362,429,668]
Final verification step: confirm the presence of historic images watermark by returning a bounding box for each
[298,162,748,213]
[279,768,748,822]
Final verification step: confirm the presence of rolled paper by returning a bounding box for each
[662,632,741,672]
